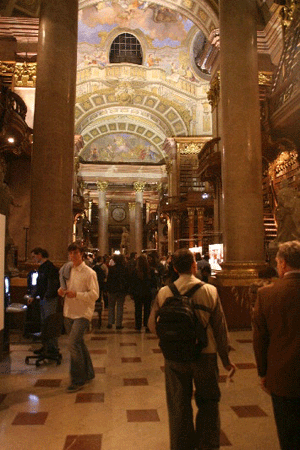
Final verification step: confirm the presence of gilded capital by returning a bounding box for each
[196,207,204,217]
[133,181,146,192]
[97,180,108,191]
[128,202,136,211]
[187,207,195,217]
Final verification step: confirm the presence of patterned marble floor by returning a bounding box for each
[0,297,280,450]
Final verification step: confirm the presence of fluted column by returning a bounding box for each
[128,202,136,253]
[187,208,195,249]
[97,181,108,256]
[134,182,145,255]
[219,0,265,280]
[197,207,204,248]
[29,0,78,263]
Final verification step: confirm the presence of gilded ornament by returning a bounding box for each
[97,180,109,191]
[207,73,220,110]
[133,181,146,192]
[258,72,272,86]
[14,62,37,87]
[177,142,203,155]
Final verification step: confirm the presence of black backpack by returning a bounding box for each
[155,282,212,362]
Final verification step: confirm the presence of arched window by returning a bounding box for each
[109,33,143,65]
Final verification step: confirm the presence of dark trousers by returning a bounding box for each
[165,354,220,450]
[133,294,152,329]
[271,393,300,450]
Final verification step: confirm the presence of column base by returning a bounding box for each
[214,261,267,330]
[216,262,267,286]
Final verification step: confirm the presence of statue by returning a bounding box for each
[0,156,20,275]
[275,180,300,243]
[120,227,130,254]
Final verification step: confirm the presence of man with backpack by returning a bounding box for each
[148,248,235,450]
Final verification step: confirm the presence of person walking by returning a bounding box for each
[252,240,300,450]
[106,254,129,329]
[148,248,235,450]
[58,243,99,393]
[130,254,155,331]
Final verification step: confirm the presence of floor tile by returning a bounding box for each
[220,429,232,446]
[235,363,257,369]
[63,434,102,450]
[231,405,268,418]
[126,409,160,422]
[91,336,107,341]
[121,357,141,363]
[120,342,137,346]
[89,349,107,354]
[123,378,148,386]
[94,367,106,374]
[75,393,104,403]
[34,379,62,387]
[12,412,48,425]
[218,375,227,383]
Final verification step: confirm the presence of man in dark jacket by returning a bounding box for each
[252,240,300,450]
[29,247,60,355]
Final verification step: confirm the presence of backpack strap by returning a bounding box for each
[169,282,212,314]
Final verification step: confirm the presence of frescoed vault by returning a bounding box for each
[75,0,213,170]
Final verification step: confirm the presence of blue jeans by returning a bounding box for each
[64,317,94,385]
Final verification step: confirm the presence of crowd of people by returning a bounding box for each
[26,241,300,450]
[84,250,213,332]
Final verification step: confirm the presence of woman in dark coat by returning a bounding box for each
[106,254,129,329]
[130,254,155,331]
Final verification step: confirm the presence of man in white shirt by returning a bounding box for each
[58,243,99,393]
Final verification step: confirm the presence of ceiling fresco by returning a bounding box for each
[75,1,212,165]
[79,132,165,163]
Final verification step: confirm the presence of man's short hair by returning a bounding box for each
[67,242,84,254]
[277,240,300,269]
[31,247,49,258]
[172,248,195,274]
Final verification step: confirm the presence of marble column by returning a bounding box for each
[187,208,195,249]
[128,202,136,253]
[134,182,145,255]
[167,214,174,255]
[219,0,265,279]
[97,181,108,256]
[29,0,78,263]
[197,207,204,248]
